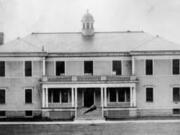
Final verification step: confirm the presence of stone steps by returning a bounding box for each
[76,107,103,120]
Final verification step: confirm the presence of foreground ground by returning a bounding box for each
[0,120,180,135]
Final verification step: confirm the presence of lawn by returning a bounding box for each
[0,122,180,135]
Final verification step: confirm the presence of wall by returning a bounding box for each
[135,57,180,113]
[46,58,132,76]
[0,60,42,117]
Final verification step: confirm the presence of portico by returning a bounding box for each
[41,82,137,119]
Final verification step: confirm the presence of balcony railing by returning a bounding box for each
[42,75,137,83]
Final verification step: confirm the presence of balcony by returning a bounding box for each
[42,75,137,83]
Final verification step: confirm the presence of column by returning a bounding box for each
[74,88,77,119]
[104,87,107,107]
[42,88,45,108]
[133,87,136,107]
[130,87,133,107]
[71,88,74,107]
[42,57,46,76]
[101,87,104,118]
[45,87,48,108]
[101,87,104,107]
[132,56,135,75]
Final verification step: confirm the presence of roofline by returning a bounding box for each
[0,52,47,57]
[31,31,144,35]
[130,50,180,56]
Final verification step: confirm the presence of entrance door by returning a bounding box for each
[84,88,94,107]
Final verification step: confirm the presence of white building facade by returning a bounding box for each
[0,12,180,120]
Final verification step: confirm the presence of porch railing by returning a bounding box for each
[42,75,137,82]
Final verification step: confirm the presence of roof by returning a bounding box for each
[1,31,180,54]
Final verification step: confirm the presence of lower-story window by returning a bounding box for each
[146,87,153,102]
[108,87,130,102]
[48,88,71,103]
[0,111,6,117]
[173,108,180,114]
[25,111,33,117]
[173,87,180,102]
[0,89,5,104]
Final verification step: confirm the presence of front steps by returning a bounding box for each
[76,107,103,120]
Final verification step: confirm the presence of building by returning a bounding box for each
[0,12,180,120]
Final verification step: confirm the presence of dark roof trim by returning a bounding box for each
[0,52,47,57]
[47,52,130,57]
[130,50,180,56]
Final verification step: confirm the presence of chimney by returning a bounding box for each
[0,33,4,45]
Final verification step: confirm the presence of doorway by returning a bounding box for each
[84,88,94,107]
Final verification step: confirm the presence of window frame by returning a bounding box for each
[145,59,153,75]
[0,61,5,77]
[24,61,32,77]
[25,88,33,104]
[146,87,154,102]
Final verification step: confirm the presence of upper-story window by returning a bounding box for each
[56,61,65,76]
[173,59,179,75]
[146,87,153,102]
[25,61,32,77]
[145,60,153,75]
[84,61,93,75]
[0,61,5,77]
[112,61,122,75]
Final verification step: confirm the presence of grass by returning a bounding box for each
[0,122,180,135]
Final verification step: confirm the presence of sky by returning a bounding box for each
[0,0,180,44]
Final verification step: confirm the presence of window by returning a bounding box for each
[173,88,180,102]
[25,61,32,77]
[25,89,32,104]
[108,88,130,102]
[146,88,153,102]
[25,111,33,117]
[173,59,179,75]
[0,61,5,77]
[61,89,69,103]
[0,89,5,104]
[109,89,116,102]
[112,61,122,75]
[56,61,65,76]
[173,109,180,114]
[0,111,5,117]
[84,61,93,75]
[48,88,71,103]
[146,60,153,75]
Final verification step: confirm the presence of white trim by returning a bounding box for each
[46,57,131,61]
[0,57,42,61]
[135,55,180,60]
[42,83,136,89]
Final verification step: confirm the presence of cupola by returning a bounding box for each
[81,10,94,36]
